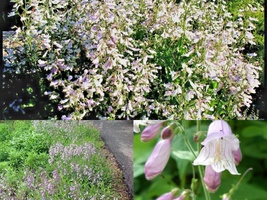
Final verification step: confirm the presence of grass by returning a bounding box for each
[0,120,121,199]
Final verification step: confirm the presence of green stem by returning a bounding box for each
[196,121,211,200]
[181,121,197,158]
[228,168,253,197]
[198,165,211,200]
[191,165,196,200]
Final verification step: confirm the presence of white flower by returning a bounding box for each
[193,120,241,175]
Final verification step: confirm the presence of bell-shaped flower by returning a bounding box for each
[203,165,221,192]
[141,122,165,142]
[145,137,173,180]
[193,120,241,175]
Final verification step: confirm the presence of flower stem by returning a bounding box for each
[181,121,197,158]
[198,165,211,200]
[196,121,211,200]
[228,168,253,197]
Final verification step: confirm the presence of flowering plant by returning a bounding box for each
[134,120,267,199]
[4,0,263,119]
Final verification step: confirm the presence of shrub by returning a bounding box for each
[4,0,263,119]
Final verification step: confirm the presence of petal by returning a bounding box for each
[194,138,240,175]
[208,120,232,136]
[211,138,240,175]
[204,165,221,192]
[145,138,172,180]
[201,132,224,145]
[223,134,240,151]
[233,148,242,165]
[193,142,216,166]
[156,192,175,200]
[141,123,162,142]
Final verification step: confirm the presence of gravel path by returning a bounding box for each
[90,121,133,200]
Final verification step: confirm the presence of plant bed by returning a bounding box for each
[2,0,264,120]
[0,120,130,199]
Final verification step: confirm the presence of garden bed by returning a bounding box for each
[0,120,131,199]
[2,0,264,120]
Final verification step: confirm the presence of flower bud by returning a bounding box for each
[141,122,164,142]
[161,126,173,139]
[222,194,230,200]
[145,137,172,180]
[156,192,175,200]
[203,165,221,193]
[193,131,205,143]
[157,188,179,200]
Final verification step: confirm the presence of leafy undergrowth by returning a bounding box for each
[0,121,124,199]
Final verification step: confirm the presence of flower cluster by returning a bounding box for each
[48,142,96,164]
[4,0,262,119]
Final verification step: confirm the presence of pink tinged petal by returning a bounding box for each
[203,165,221,193]
[156,192,175,200]
[233,148,242,165]
[145,138,172,180]
[141,123,163,142]
[207,120,232,136]
[193,136,240,175]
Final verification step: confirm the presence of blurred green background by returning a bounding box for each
[134,121,267,200]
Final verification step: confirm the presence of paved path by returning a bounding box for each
[90,121,133,199]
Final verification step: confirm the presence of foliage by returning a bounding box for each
[3,0,263,119]
[134,120,267,200]
[0,121,120,199]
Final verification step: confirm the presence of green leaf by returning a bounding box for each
[175,158,189,188]
[242,126,267,138]
[172,150,197,161]
[134,134,157,165]
[134,163,144,178]
[145,174,178,199]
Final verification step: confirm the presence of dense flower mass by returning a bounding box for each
[4,0,262,119]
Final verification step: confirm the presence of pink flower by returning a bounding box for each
[141,122,164,142]
[193,120,241,175]
[156,192,175,200]
[145,137,173,180]
[203,165,221,192]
